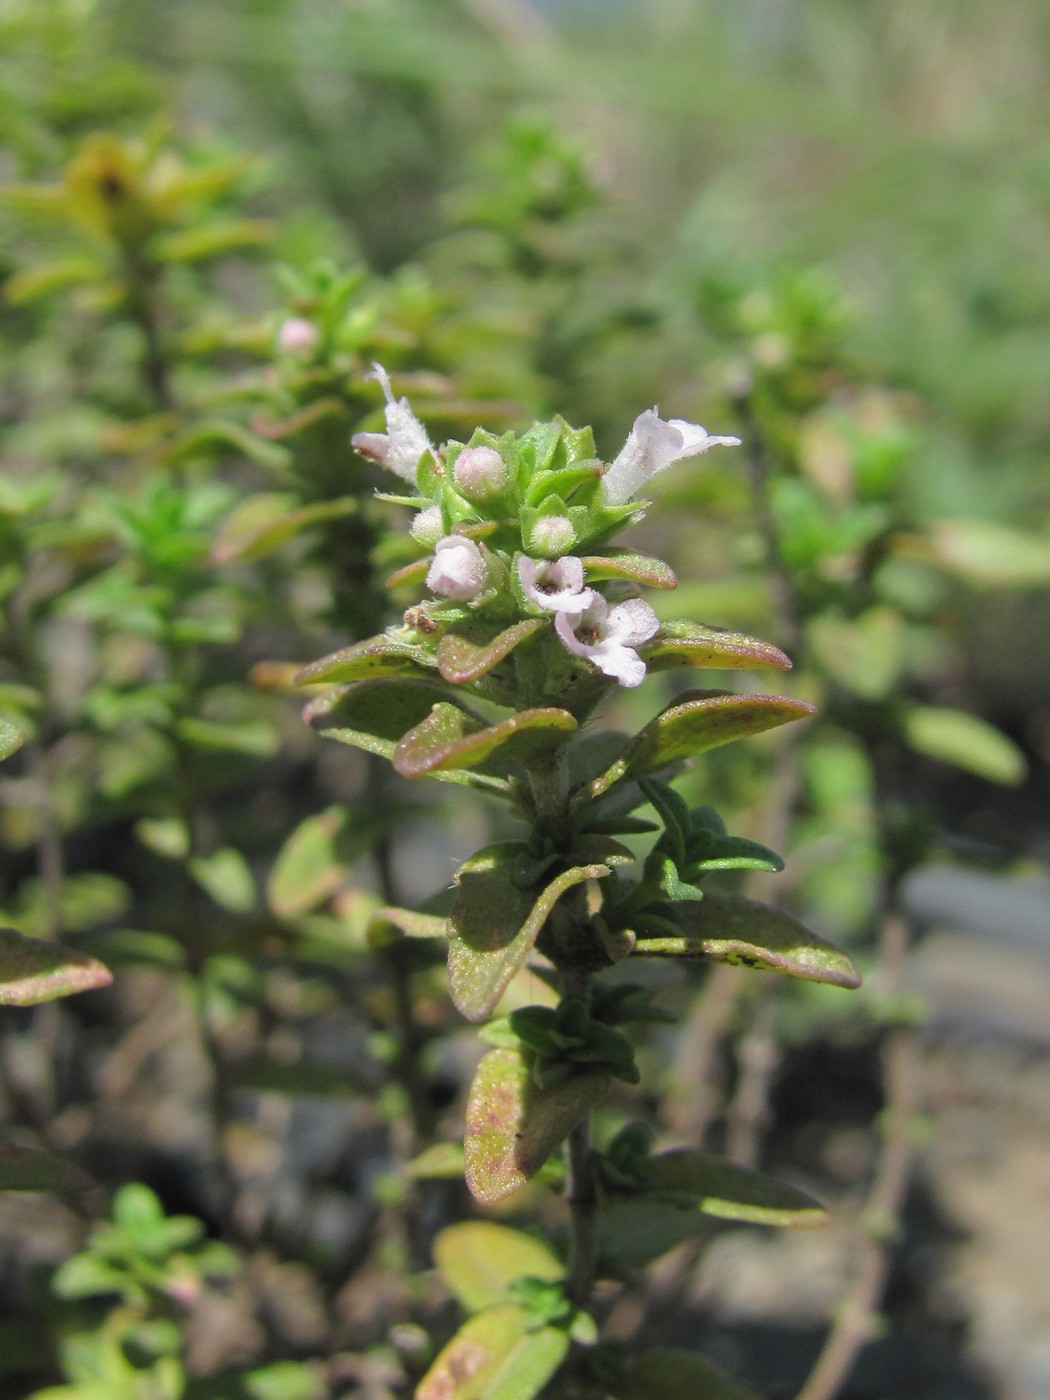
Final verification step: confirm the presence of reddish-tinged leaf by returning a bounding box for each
[415,1304,568,1400]
[393,703,576,780]
[581,552,678,589]
[295,633,437,686]
[634,894,860,989]
[640,621,792,673]
[464,1048,610,1203]
[449,847,608,1021]
[306,678,461,757]
[0,928,112,1005]
[437,619,546,684]
[583,691,815,802]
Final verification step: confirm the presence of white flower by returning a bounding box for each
[601,408,741,506]
[427,536,488,602]
[351,363,434,485]
[518,556,594,615]
[276,316,319,357]
[555,595,659,688]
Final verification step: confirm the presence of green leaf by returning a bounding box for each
[214,494,359,563]
[415,1304,569,1400]
[634,1149,827,1227]
[306,677,459,758]
[902,706,1026,786]
[405,1142,465,1179]
[189,849,256,914]
[433,1222,563,1313]
[241,1361,327,1400]
[0,928,112,1005]
[449,847,609,1022]
[922,519,1050,588]
[0,1142,94,1197]
[437,619,546,685]
[581,552,677,589]
[393,704,576,780]
[296,633,437,685]
[611,1348,763,1400]
[268,807,353,919]
[4,256,107,304]
[152,218,272,263]
[464,1048,610,1204]
[582,692,815,802]
[366,905,448,945]
[176,717,279,758]
[634,894,860,989]
[0,718,25,762]
[807,607,902,699]
[639,621,792,673]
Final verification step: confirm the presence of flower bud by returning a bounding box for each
[453,446,510,501]
[410,506,445,546]
[277,316,319,358]
[527,514,576,558]
[426,536,487,602]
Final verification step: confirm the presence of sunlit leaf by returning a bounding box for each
[0,718,25,762]
[437,619,546,684]
[0,928,112,1005]
[464,1047,610,1204]
[581,551,677,589]
[449,847,608,1021]
[415,1304,568,1400]
[296,634,438,686]
[902,706,1026,786]
[393,703,576,780]
[582,692,815,802]
[633,894,860,988]
[433,1222,563,1313]
[640,621,792,673]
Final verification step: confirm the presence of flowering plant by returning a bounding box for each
[298,368,860,1399]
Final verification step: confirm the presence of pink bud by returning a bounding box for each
[453,446,509,501]
[277,317,319,357]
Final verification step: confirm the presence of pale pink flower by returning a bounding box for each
[351,363,434,485]
[518,556,594,615]
[453,445,509,500]
[276,316,319,357]
[427,536,487,602]
[555,595,660,688]
[601,409,741,506]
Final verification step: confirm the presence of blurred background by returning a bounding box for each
[1,2,1049,1398]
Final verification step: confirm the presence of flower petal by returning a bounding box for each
[601,408,741,506]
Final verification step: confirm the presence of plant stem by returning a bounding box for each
[560,966,598,1309]
[794,914,919,1400]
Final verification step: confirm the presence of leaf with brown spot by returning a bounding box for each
[295,633,437,686]
[464,1048,611,1203]
[414,1304,568,1400]
[633,894,860,989]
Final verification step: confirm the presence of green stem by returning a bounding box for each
[561,966,597,1309]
